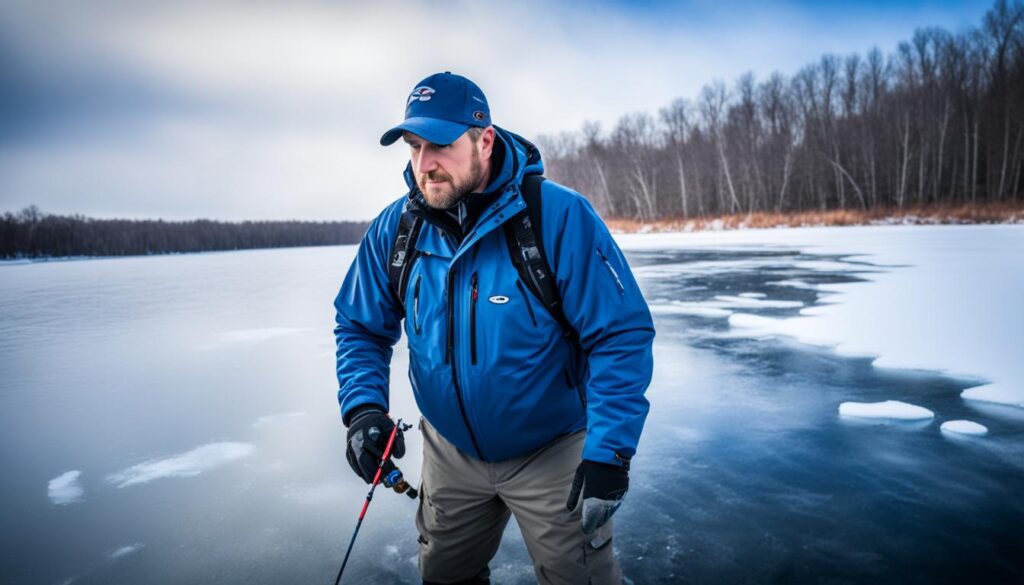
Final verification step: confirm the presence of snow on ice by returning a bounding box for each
[839,400,935,420]
[48,470,84,505]
[110,543,144,560]
[106,442,255,488]
[618,225,1024,410]
[940,420,989,436]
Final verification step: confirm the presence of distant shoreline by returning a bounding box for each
[4,203,1022,263]
[1,208,369,260]
[0,243,350,264]
[606,201,1024,233]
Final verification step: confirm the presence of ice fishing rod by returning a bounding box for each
[333,417,417,585]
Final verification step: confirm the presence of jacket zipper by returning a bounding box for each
[515,279,538,327]
[412,275,422,334]
[597,249,625,295]
[445,269,456,365]
[445,267,484,459]
[470,271,479,365]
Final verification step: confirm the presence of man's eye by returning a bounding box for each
[408,144,421,150]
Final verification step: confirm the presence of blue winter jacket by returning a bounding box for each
[333,126,654,467]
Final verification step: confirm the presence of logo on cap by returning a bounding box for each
[408,86,435,105]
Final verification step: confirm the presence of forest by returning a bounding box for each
[538,0,1024,222]
[0,206,368,259]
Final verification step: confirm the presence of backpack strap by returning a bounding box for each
[388,208,423,308]
[504,175,576,340]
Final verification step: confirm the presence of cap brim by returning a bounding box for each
[380,117,471,146]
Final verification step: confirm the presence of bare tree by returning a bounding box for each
[539,0,1023,220]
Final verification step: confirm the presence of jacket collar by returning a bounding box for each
[401,126,544,261]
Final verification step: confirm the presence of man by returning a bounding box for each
[333,71,654,585]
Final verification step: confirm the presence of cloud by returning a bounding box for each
[0,0,993,221]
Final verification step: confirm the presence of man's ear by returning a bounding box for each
[479,126,496,159]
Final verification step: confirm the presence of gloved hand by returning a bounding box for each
[566,459,629,534]
[345,406,405,484]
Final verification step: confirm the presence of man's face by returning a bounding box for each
[405,130,489,209]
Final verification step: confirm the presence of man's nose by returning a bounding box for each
[417,148,440,173]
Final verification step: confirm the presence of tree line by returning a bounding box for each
[539,0,1024,220]
[0,206,369,259]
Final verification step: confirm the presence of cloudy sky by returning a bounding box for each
[0,0,993,222]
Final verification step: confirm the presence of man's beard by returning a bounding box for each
[417,149,485,210]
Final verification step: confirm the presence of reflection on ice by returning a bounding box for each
[107,442,255,488]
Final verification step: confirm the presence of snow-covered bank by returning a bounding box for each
[617,224,1024,410]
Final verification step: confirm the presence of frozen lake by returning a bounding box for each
[1,225,1022,584]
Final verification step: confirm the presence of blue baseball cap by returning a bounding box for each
[380,71,491,146]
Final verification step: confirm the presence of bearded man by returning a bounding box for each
[333,71,655,585]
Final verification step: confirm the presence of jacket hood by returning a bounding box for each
[402,124,544,199]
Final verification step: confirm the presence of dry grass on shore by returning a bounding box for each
[605,200,1024,233]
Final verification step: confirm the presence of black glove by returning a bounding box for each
[566,459,629,534]
[345,406,405,484]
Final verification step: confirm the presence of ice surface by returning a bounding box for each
[793,260,876,272]
[649,302,732,318]
[48,470,84,505]
[727,313,787,338]
[712,295,803,309]
[839,400,935,420]
[727,313,837,347]
[738,292,766,299]
[940,420,988,436]
[618,225,1024,409]
[198,327,308,349]
[107,442,255,488]
[766,279,819,290]
[253,411,306,429]
[635,257,795,278]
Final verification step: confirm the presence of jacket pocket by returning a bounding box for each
[470,271,479,365]
[515,279,539,327]
[596,249,625,295]
[564,367,587,411]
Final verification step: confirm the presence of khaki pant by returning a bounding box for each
[416,418,621,585]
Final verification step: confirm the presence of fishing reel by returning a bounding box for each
[382,421,418,499]
[383,469,418,499]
